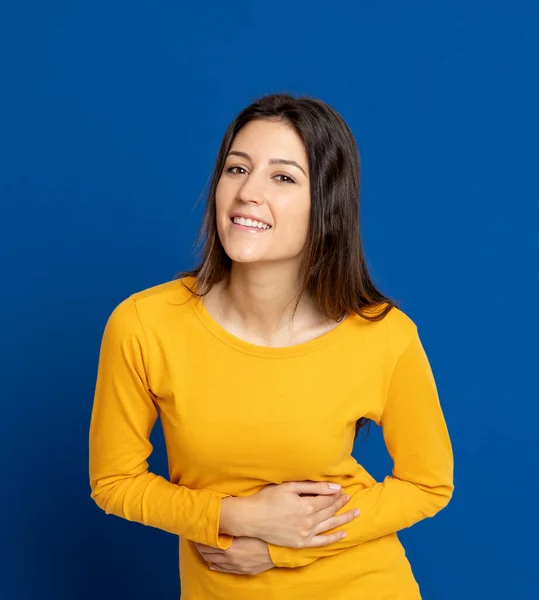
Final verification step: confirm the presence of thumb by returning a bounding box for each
[284,480,342,496]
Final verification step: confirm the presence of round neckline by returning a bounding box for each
[185,278,352,359]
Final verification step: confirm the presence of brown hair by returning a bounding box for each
[177,92,401,439]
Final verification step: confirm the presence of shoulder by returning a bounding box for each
[130,275,195,309]
[347,303,418,362]
[382,306,419,361]
[381,305,418,337]
[105,276,196,330]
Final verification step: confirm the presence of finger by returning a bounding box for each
[284,481,342,496]
[309,492,350,515]
[206,555,230,566]
[305,530,348,547]
[200,552,222,562]
[298,488,343,499]
[209,565,242,574]
[313,507,360,536]
[209,562,246,575]
[306,492,344,513]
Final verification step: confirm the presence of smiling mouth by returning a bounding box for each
[230,216,272,231]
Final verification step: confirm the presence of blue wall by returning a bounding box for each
[1,1,537,598]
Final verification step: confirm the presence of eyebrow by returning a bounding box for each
[226,150,307,177]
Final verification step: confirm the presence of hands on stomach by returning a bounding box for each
[222,481,360,549]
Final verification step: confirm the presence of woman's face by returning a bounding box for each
[215,119,311,267]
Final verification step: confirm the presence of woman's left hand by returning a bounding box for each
[194,536,276,575]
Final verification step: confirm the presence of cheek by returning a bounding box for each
[215,185,225,215]
[215,175,233,205]
[215,186,231,228]
[277,199,310,239]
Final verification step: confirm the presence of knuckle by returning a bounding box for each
[294,536,306,548]
[301,527,313,541]
[304,515,315,529]
[304,502,315,515]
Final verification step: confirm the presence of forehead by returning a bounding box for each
[231,119,306,158]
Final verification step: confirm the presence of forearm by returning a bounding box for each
[91,470,234,550]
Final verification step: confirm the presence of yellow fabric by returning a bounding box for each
[89,276,454,599]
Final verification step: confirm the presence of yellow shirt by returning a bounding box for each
[89,276,454,599]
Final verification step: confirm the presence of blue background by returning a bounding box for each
[1,1,537,598]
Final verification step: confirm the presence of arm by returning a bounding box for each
[89,297,234,550]
[267,325,454,568]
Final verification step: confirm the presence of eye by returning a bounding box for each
[274,174,296,184]
[225,166,296,184]
[226,166,247,175]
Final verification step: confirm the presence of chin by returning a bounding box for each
[225,251,265,264]
[220,240,266,263]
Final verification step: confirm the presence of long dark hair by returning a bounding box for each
[177,92,401,440]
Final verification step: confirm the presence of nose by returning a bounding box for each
[236,171,267,205]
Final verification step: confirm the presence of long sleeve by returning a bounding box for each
[88,296,234,550]
[267,326,454,568]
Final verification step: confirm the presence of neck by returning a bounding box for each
[217,261,320,339]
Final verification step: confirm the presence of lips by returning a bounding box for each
[229,212,272,228]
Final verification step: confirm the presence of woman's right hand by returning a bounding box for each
[241,481,360,548]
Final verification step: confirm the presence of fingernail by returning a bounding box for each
[340,532,347,539]
[353,509,360,517]
[329,483,341,489]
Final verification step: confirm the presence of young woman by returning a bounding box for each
[89,93,454,599]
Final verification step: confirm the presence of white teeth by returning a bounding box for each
[232,216,271,229]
